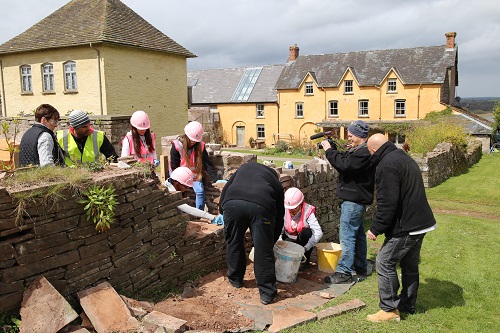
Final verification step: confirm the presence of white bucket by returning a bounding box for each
[273,240,305,283]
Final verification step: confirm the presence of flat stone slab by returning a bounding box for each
[77,282,140,333]
[316,298,366,320]
[143,310,188,333]
[20,276,78,333]
[268,306,316,333]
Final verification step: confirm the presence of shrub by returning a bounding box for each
[406,120,468,154]
[274,140,289,153]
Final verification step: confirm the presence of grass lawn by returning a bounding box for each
[283,154,500,333]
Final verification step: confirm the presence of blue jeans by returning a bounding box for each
[193,180,205,210]
[336,201,367,275]
[376,234,425,313]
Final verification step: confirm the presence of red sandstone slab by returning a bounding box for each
[142,310,187,332]
[77,282,140,333]
[268,306,316,333]
[315,298,366,320]
[20,276,78,333]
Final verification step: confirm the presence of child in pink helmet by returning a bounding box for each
[165,166,223,225]
[121,110,159,166]
[170,121,217,210]
[282,187,323,270]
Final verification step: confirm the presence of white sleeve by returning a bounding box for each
[304,212,323,251]
[177,203,215,220]
[121,136,130,157]
[37,132,55,167]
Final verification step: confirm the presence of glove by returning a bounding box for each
[211,214,224,226]
[153,159,160,167]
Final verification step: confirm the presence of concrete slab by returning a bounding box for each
[20,276,78,333]
[142,310,188,333]
[268,306,316,333]
[316,298,366,320]
[77,282,140,333]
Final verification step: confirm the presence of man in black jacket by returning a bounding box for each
[322,120,375,284]
[366,133,437,322]
[219,162,284,305]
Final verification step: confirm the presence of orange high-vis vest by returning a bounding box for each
[284,203,315,239]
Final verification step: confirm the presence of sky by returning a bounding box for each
[1,0,499,98]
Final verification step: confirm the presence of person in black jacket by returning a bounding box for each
[219,162,284,305]
[322,120,375,284]
[19,104,65,167]
[366,133,437,323]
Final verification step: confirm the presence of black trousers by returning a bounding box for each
[282,228,313,263]
[223,199,277,300]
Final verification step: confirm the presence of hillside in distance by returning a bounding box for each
[457,97,499,112]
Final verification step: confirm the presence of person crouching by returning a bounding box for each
[282,187,323,271]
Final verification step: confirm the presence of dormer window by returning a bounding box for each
[344,80,353,94]
[305,82,313,95]
[388,78,397,93]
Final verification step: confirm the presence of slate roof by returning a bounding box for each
[276,45,456,89]
[188,64,285,104]
[0,0,195,57]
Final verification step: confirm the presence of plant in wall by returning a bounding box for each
[1,119,20,171]
[79,185,117,232]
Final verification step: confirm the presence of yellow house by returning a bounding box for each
[0,0,196,148]
[188,65,284,147]
[277,34,459,143]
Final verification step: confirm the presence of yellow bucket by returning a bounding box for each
[316,242,342,273]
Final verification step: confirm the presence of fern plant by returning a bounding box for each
[79,185,117,232]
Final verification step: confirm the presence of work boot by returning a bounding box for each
[324,272,352,284]
[228,278,242,289]
[366,309,400,322]
[299,261,310,271]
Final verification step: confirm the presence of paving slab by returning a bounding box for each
[77,282,140,333]
[20,276,78,333]
[142,310,188,333]
[268,306,316,333]
[316,298,366,320]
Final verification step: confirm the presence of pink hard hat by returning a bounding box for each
[130,110,150,130]
[170,167,194,187]
[184,121,203,142]
[284,187,304,209]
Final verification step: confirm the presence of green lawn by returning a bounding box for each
[283,154,500,333]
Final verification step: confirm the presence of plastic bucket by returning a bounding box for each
[273,240,305,283]
[316,242,342,273]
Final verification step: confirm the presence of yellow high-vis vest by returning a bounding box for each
[56,129,104,166]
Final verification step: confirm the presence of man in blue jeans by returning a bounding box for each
[321,120,375,284]
[365,134,436,322]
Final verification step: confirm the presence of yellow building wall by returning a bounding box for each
[0,46,101,116]
[99,45,188,146]
[0,44,188,150]
[278,71,446,141]
[218,103,279,147]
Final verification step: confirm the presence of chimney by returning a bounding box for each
[288,44,300,62]
[445,32,457,49]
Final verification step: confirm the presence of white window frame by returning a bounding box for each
[257,124,265,139]
[358,100,369,117]
[305,82,314,95]
[295,102,304,118]
[395,99,406,117]
[344,80,353,94]
[328,100,338,117]
[64,61,78,91]
[256,104,265,118]
[42,63,55,92]
[388,78,397,93]
[20,65,32,93]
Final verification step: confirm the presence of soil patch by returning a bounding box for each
[153,263,332,332]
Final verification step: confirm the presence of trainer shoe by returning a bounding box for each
[324,272,352,284]
[228,278,242,289]
[260,296,276,305]
[366,309,400,322]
